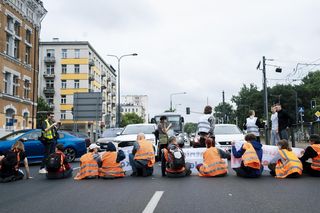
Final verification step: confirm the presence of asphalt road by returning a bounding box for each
[1,160,320,213]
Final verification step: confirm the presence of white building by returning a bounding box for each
[122,95,148,122]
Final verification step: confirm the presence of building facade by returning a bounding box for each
[0,0,46,135]
[122,95,148,122]
[39,40,117,132]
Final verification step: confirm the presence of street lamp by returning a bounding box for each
[107,53,138,127]
[170,92,186,112]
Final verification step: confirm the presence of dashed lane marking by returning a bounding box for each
[142,191,164,213]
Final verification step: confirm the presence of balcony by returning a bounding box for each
[43,73,55,79]
[89,59,95,67]
[43,87,55,94]
[44,56,56,63]
[49,103,55,110]
[89,73,95,81]
[101,85,107,90]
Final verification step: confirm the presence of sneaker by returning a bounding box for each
[39,168,47,174]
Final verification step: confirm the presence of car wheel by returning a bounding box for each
[64,147,76,162]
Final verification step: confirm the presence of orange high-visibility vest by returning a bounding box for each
[163,148,185,173]
[275,149,302,178]
[74,153,99,180]
[134,139,155,167]
[99,152,125,178]
[242,142,261,169]
[311,144,320,171]
[199,147,227,177]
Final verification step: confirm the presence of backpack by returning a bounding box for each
[167,146,185,169]
[46,153,62,170]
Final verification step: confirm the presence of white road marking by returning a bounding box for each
[73,167,80,170]
[142,191,164,213]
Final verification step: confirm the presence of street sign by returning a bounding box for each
[73,92,102,121]
[315,111,320,118]
[298,107,304,113]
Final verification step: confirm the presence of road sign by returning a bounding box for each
[298,107,304,113]
[73,92,102,121]
[315,111,320,118]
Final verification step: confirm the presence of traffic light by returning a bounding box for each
[311,100,316,108]
[186,107,190,114]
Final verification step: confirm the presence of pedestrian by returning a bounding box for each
[232,133,263,178]
[99,142,126,178]
[195,105,215,147]
[275,103,293,140]
[46,143,73,179]
[268,139,302,178]
[0,139,32,182]
[129,133,155,177]
[161,136,191,177]
[39,111,60,174]
[270,105,280,145]
[157,116,171,161]
[299,134,320,177]
[197,137,230,177]
[243,110,264,142]
[74,143,101,180]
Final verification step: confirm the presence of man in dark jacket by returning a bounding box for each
[275,103,293,140]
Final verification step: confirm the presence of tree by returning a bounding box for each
[214,102,235,124]
[184,122,197,134]
[120,113,144,127]
[36,96,51,128]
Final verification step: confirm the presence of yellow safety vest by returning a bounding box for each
[275,149,302,178]
[199,147,227,177]
[42,119,54,140]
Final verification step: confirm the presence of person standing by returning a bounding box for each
[196,105,215,147]
[299,134,320,177]
[270,105,280,145]
[243,110,264,143]
[157,116,171,161]
[275,103,292,140]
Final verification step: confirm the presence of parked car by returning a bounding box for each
[65,131,91,147]
[0,129,87,163]
[193,124,245,151]
[96,128,123,150]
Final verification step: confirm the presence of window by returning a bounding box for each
[46,64,54,75]
[74,80,80,88]
[61,80,67,89]
[46,49,54,57]
[61,95,66,104]
[60,110,66,120]
[46,80,54,88]
[13,75,19,96]
[4,72,11,94]
[6,33,13,56]
[46,95,54,105]
[61,64,67,74]
[26,29,31,44]
[7,16,14,32]
[24,80,30,99]
[75,49,80,58]
[25,46,31,64]
[62,49,67,58]
[14,22,20,36]
[74,64,80,73]
[14,39,19,58]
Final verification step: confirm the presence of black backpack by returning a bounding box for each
[168,146,185,169]
[46,153,62,170]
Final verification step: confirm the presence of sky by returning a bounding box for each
[40,0,320,123]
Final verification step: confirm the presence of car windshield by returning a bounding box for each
[214,126,242,135]
[102,128,122,137]
[0,131,28,141]
[122,125,155,135]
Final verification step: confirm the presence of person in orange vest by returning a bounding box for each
[196,137,230,177]
[99,142,126,178]
[268,139,302,178]
[74,143,101,180]
[161,136,191,177]
[129,133,155,177]
[299,134,320,177]
[46,143,73,179]
[232,133,263,178]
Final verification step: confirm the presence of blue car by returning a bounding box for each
[0,129,87,163]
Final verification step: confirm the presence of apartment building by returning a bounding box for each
[39,40,117,132]
[122,95,148,122]
[0,0,46,134]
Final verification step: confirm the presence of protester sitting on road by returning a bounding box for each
[129,133,155,177]
[197,138,230,177]
[74,143,101,180]
[268,139,302,178]
[99,142,126,178]
[161,136,191,177]
[0,139,32,182]
[46,143,72,179]
[232,133,263,178]
[299,134,320,177]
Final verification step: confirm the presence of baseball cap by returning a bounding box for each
[89,143,99,150]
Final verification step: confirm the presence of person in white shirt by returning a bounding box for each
[270,105,280,146]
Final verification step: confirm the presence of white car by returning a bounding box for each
[112,124,158,154]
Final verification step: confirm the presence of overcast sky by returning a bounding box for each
[41,0,320,122]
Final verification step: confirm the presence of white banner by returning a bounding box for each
[231,143,304,170]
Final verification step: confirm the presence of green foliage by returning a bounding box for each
[120,113,144,127]
[184,122,197,134]
[214,102,236,124]
[36,97,51,128]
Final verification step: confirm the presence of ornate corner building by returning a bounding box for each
[0,0,46,133]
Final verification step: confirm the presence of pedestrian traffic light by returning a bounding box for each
[186,107,190,114]
[311,100,316,108]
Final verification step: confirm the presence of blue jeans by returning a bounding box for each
[279,129,288,140]
[271,130,280,145]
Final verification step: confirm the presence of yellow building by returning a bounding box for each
[0,0,46,135]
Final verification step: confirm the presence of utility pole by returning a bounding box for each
[262,56,270,145]
[222,91,225,123]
